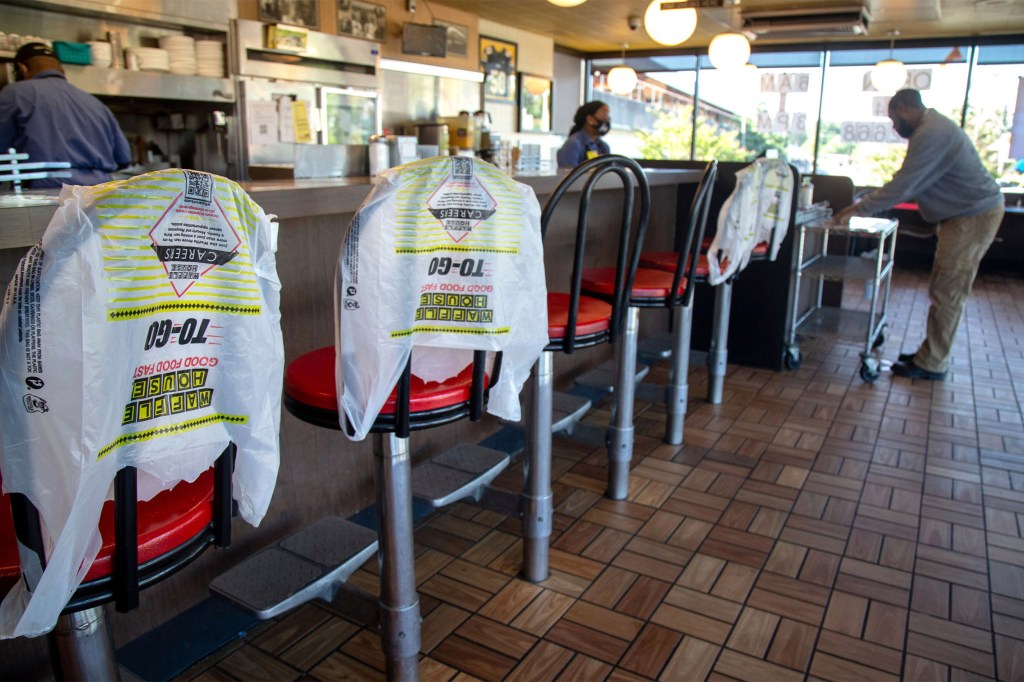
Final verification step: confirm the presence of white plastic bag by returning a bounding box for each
[337,157,548,440]
[707,158,794,285]
[0,169,284,638]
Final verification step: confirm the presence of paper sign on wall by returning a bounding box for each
[278,98,295,144]
[291,100,313,144]
[248,101,279,146]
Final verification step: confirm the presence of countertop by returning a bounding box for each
[0,168,703,250]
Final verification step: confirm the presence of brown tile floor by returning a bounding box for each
[178,267,1024,681]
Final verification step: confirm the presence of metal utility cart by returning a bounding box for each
[786,216,899,382]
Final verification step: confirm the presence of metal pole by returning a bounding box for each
[607,307,639,499]
[708,282,732,405]
[374,433,420,682]
[48,607,120,682]
[665,303,693,445]
[522,352,553,582]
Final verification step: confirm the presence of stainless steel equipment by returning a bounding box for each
[235,19,381,178]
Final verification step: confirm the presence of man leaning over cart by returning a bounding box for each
[834,88,1004,381]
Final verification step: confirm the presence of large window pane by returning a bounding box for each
[817,46,969,186]
[968,46,1024,188]
[696,52,822,172]
[591,58,697,160]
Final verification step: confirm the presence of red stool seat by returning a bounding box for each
[0,472,216,591]
[581,266,687,300]
[85,472,215,581]
[639,252,711,278]
[285,346,482,415]
[546,292,612,340]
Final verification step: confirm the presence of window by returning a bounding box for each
[819,46,970,186]
[969,45,1024,188]
[585,40,1024,189]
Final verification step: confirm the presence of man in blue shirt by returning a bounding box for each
[556,101,611,168]
[0,43,130,188]
[835,89,1004,381]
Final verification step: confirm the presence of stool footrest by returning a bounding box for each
[638,333,673,361]
[210,517,377,619]
[552,391,592,433]
[411,443,510,508]
[575,359,649,393]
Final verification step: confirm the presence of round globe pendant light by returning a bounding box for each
[607,66,638,95]
[644,0,697,46]
[607,43,638,96]
[708,32,751,70]
[546,0,588,6]
[870,31,907,92]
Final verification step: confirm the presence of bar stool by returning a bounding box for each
[582,160,717,447]
[642,160,795,405]
[533,155,651,501]
[213,157,548,682]
[276,349,497,681]
[0,169,283,678]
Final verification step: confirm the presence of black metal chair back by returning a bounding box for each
[540,155,651,354]
[667,160,718,308]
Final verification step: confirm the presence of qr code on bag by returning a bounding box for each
[184,170,212,205]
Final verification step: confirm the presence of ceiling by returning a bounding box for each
[427,0,1024,53]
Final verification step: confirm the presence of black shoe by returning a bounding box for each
[897,352,915,363]
[891,360,946,381]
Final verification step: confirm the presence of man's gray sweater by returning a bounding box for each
[855,108,1003,223]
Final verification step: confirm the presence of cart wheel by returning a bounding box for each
[860,359,880,383]
[872,324,888,350]
[784,346,802,371]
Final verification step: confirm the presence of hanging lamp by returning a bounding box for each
[607,43,638,96]
[644,0,698,46]
[870,31,908,92]
[708,32,751,70]
[546,0,588,6]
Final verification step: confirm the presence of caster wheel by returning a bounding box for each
[872,324,888,350]
[860,359,880,383]
[784,346,802,370]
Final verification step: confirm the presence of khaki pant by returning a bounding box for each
[913,203,1004,373]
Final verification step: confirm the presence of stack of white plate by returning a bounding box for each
[158,35,196,75]
[195,40,225,78]
[87,41,112,68]
[127,47,170,72]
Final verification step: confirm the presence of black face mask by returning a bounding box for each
[595,118,611,136]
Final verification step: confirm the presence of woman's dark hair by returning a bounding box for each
[569,100,607,136]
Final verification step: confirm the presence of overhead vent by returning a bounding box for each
[741,5,870,39]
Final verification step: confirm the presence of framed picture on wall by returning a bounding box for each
[259,0,320,30]
[338,0,387,42]
[480,36,517,102]
[518,73,552,133]
[433,19,469,57]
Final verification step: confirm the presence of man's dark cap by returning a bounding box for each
[14,43,58,66]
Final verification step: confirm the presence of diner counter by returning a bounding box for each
[0,168,702,250]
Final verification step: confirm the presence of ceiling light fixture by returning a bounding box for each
[607,43,638,96]
[870,31,908,92]
[545,0,588,6]
[644,0,698,46]
[708,32,751,70]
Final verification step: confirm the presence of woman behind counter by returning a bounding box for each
[556,101,611,168]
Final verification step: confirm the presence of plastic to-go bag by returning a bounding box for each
[707,158,794,285]
[337,156,548,440]
[0,169,284,638]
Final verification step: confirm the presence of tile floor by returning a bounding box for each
[177,266,1024,681]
